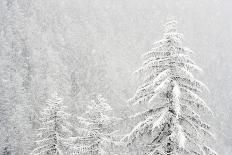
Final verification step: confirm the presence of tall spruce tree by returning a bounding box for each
[124,20,216,155]
[31,93,73,155]
[69,95,120,155]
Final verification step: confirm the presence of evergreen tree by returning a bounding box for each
[69,95,120,155]
[124,20,216,155]
[31,93,73,155]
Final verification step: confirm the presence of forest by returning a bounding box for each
[0,0,232,155]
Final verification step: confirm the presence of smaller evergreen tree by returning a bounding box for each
[31,93,73,155]
[69,95,120,155]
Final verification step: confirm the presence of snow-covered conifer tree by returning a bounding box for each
[124,20,216,155]
[69,95,120,155]
[31,93,73,155]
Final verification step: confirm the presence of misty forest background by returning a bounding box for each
[0,0,232,154]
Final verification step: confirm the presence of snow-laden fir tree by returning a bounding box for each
[123,20,216,155]
[69,95,120,155]
[31,93,73,155]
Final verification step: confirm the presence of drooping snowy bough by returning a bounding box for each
[124,20,217,155]
[69,95,120,155]
[31,93,73,155]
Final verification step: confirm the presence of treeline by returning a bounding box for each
[0,0,216,155]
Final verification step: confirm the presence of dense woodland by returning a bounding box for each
[0,0,232,155]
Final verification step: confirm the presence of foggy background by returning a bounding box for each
[0,0,231,154]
